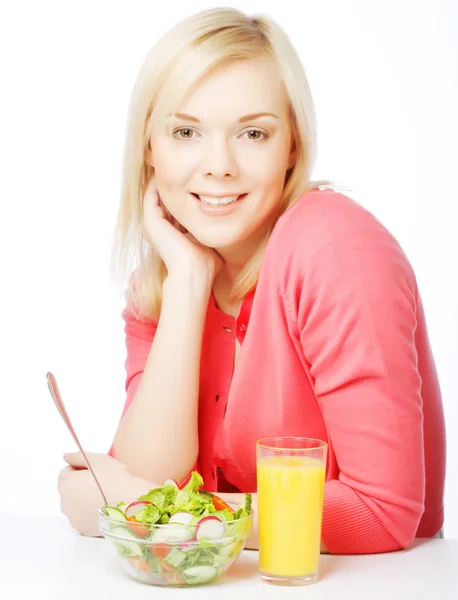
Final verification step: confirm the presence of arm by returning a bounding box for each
[58,451,161,538]
[285,227,425,554]
[111,273,212,484]
[217,492,329,553]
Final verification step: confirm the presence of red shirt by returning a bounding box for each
[109,189,446,554]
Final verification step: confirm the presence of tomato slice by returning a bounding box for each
[126,516,150,538]
[151,543,170,559]
[129,556,150,573]
[212,495,235,513]
[160,560,186,584]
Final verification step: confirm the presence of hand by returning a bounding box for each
[58,451,155,537]
[142,175,224,282]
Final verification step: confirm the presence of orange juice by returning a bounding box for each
[257,454,326,577]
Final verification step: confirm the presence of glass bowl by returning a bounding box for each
[98,499,253,586]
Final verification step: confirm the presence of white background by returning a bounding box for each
[1,1,457,538]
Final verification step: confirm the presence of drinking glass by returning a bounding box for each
[256,436,327,586]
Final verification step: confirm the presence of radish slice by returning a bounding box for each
[168,512,194,525]
[178,540,196,551]
[125,500,155,519]
[196,516,225,540]
[163,478,179,489]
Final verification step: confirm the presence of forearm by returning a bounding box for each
[217,492,329,553]
[112,274,211,484]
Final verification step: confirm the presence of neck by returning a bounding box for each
[213,262,243,292]
[214,225,269,288]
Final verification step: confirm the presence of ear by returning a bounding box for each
[144,138,154,167]
[287,142,297,170]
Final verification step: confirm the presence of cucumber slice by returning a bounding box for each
[112,539,143,558]
[182,565,218,584]
[168,512,194,525]
[151,524,194,543]
[124,559,167,584]
[241,494,252,514]
[219,538,244,558]
[109,524,144,557]
[199,491,214,500]
[102,507,127,521]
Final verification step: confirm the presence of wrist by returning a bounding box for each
[127,472,156,498]
[164,271,213,298]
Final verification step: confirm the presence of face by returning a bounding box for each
[147,57,296,265]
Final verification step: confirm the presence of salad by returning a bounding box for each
[100,471,252,586]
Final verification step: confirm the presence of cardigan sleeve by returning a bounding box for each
[107,277,199,488]
[278,221,426,554]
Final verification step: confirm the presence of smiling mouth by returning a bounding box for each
[191,193,247,206]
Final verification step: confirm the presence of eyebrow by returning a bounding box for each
[166,112,279,123]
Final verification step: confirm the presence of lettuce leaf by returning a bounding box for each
[131,503,162,525]
[119,472,251,530]
[211,508,234,522]
[174,490,212,514]
[182,471,204,494]
[147,551,159,573]
[225,515,251,537]
[165,545,228,570]
[163,547,187,568]
[139,483,178,512]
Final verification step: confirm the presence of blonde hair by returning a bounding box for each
[110,7,349,320]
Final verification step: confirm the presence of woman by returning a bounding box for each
[58,7,446,554]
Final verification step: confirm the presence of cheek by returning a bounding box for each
[154,153,197,192]
[243,143,290,182]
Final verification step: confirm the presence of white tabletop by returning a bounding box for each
[2,515,457,599]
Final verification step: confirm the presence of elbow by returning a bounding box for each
[321,493,425,555]
[371,501,425,554]
[391,504,425,552]
[111,436,198,485]
[368,502,426,554]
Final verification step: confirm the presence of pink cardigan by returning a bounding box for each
[109,189,446,554]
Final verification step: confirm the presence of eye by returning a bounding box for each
[241,129,269,141]
[173,128,199,140]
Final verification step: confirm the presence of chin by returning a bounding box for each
[193,231,243,250]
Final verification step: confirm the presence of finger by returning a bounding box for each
[185,231,202,245]
[58,465,79,495]
[59,465,73,477]
[143,197,192,253]
[170,215,188,234]
[159,202,183,230]
[143,176,180,230]
[143,176,164,221]
[57,466,71,493]
[63,451,91,468]
[59,465,77,480]
[59,464,92,494]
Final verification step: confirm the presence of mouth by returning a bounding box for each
[191,192,247,207]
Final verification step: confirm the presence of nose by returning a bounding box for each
[202,136,239,179]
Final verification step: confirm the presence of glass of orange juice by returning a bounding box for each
[256,437,327,586]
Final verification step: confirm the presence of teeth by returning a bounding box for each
[198,195,240,206]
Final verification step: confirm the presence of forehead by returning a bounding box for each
[177,58,289,121]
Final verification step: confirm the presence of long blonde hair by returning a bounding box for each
[110,7,349,320]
